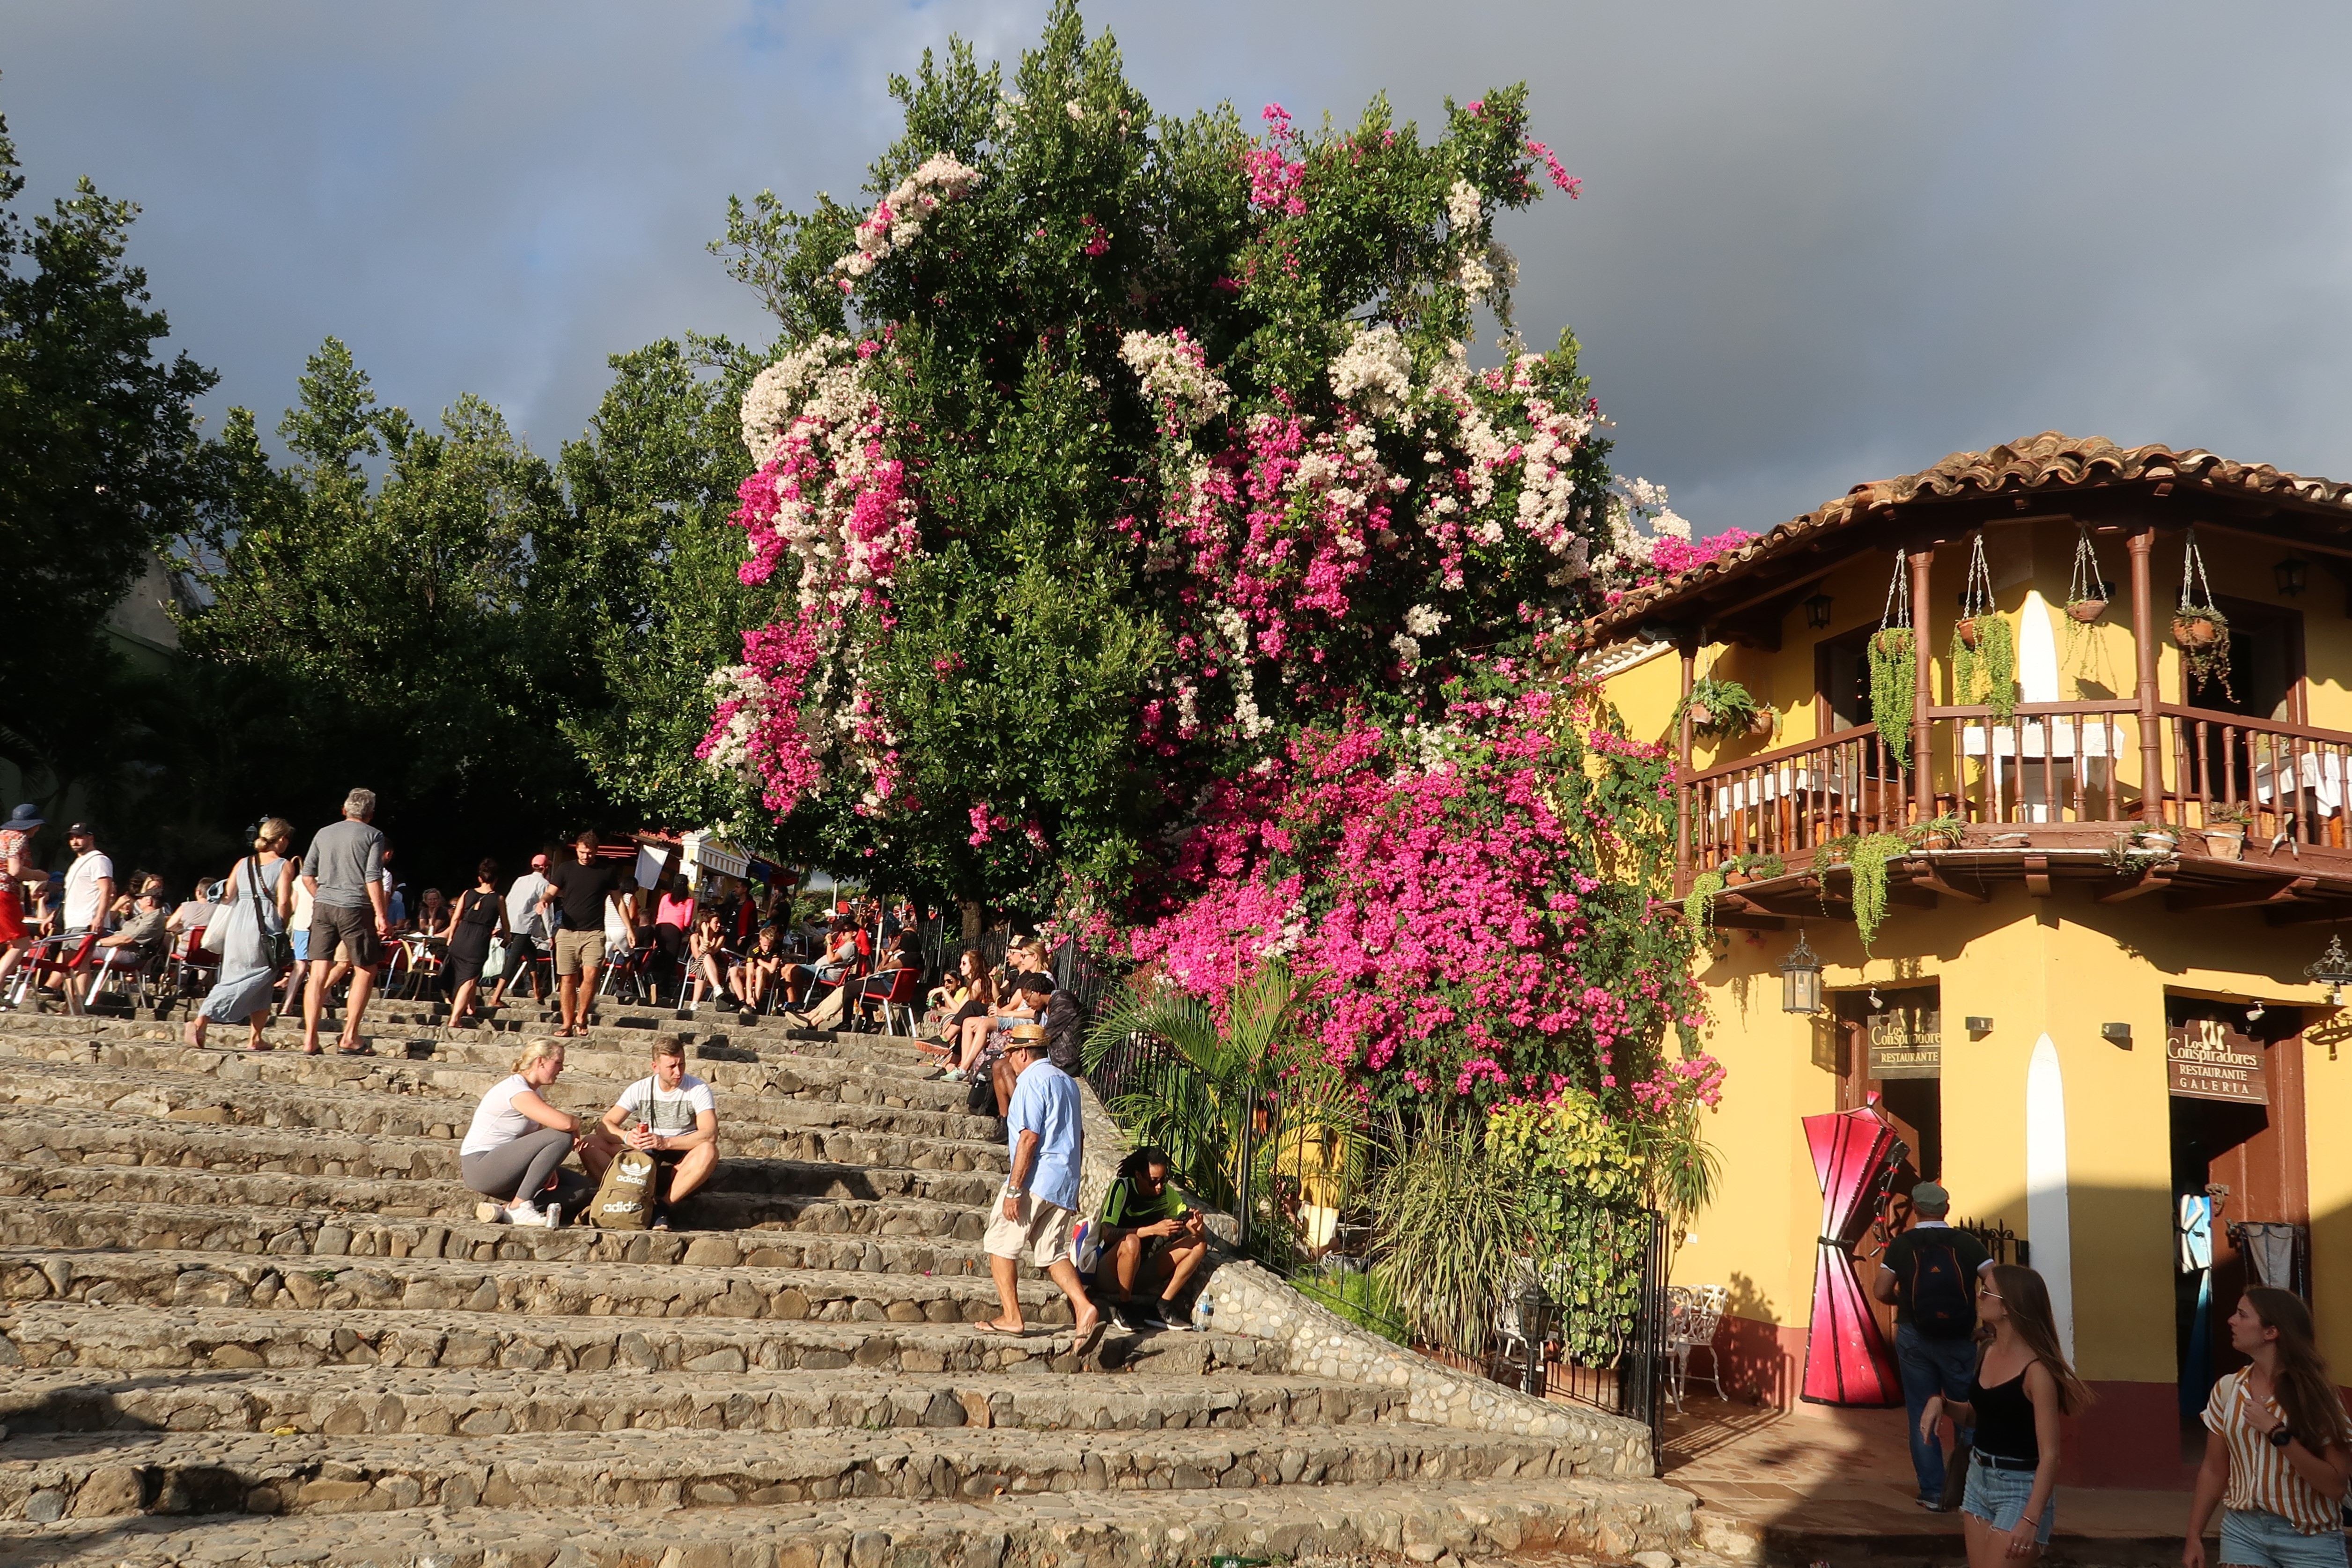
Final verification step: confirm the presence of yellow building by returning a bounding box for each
[1590,433,2352,1489]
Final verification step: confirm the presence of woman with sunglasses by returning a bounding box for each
[1919,1265,2090,1563]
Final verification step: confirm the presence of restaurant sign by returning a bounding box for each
[1865,998,1942,1080]
[2166,1019,2268,1105]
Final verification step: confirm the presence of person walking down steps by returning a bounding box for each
[184,818,295,1052]
[976,1023,1103,1349]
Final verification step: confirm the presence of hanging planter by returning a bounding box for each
[2067,596,2109,624]
[2063,526,2116,682]
[1871,552,1917,769]
[1680,676,1764,741]
[2175,528,2235,700]
[1949,533,2018,722]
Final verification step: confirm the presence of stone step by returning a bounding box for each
[0,1196,1011,1275]
[0,1422,1588,1520]
[0,1051,1000,1144]
[4,1302,1273,1377]
[0,1102,1010,1181]
[0,1148,1001,1216]
[0,1246,1042,1322]
[1,1365,1408,1437]
[0,1474,1696,1567]
[0,1027,971,1115]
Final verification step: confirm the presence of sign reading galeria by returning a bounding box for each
[2167,1019,2268,1104]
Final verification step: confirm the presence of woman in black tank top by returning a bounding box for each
[1918,1264,2089,1563]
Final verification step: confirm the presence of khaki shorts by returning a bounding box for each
[553,928,606,977]
[983,1189,1073,1268]
[307,902,379,967]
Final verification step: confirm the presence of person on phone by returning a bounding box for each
[1919,1264,2089,1564]
[582,1036,718,1232]
[1091,1145,1209,1331]
[2184,1286,2352,1568]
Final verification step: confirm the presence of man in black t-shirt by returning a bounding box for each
[540,831,630,1038]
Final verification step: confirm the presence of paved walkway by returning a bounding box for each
[1660,1395,2198,1562]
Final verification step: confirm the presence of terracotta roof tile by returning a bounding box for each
[1584,431,2352,640]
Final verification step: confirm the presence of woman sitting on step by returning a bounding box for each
[461,1037,592,1228]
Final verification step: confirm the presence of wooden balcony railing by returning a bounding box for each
[1678,701,2352,885]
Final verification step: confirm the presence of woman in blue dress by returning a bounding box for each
[184,817,295,1052]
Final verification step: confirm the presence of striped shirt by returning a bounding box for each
[2202,1368,2345,1534]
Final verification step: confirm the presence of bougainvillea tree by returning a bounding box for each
[701,4,1737,1114]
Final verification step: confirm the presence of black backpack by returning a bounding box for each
[1906,1229,1976,1339]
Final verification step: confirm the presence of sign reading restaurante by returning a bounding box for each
[2167,1019,2269,1105]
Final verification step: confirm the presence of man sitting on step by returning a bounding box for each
[582,1036,719,1231]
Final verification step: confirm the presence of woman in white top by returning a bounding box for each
[460,1038,587,1227]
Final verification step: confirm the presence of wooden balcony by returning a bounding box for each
[1677,701,2352,892]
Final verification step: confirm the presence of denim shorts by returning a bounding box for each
[1961,1456,2055,1545]
[2219,1507,2352,1568]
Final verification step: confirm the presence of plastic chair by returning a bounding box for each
[599,940,662,1006]
[88,942,161,1009]
[7,929,102,1013]
[170,925,221,1002]
[1666,1284,1730,1410]
[856,966,922,1035]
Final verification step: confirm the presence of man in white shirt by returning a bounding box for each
[48,824,114,1009]
[582,1037,718,1231]
[488,852,553,1008]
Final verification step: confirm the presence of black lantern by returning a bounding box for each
[2276,558,2309,597]
[1803,591,1834,630]
[2306,933,2352,1005]
[1780,926,1825,1015]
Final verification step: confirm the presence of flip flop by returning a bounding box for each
[1071,1314,1106,1357]
[974,1320,1027,1337]
[336,1043,372,1056]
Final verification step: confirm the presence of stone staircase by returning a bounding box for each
[0,996,1711,1567]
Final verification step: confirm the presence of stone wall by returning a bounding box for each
[1072,1078,1655,1477]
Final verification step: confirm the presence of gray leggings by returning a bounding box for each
[462,1128,574,1206]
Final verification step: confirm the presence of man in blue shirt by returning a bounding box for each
[978,1024,1103,1349]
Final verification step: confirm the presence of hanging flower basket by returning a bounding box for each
[2173,529,2234,699]
[1955,616,1983,650]
[1747,708,1777,740]
[2172,613,2223,648]
[2066,596,2108,624]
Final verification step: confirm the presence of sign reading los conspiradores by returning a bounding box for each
[1865,999,1941,1080]
[2167,1018,2268,1105]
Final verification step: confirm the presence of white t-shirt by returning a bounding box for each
[461,1074,546,1156]
[63,850,114,931]
[614,1073,715,1136]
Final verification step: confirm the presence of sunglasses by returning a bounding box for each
[1977,1285,2002,1300]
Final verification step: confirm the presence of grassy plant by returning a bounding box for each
[1368,1113,1524,1355]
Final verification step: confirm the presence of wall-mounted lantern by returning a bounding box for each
[2275,557,2309,597]
[1803,591,1835,630]
[1780,927,1825,1015]
[2306,933,2352,1004]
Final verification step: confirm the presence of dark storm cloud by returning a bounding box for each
[4,1,2347,533]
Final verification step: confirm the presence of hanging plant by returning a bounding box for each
[2174,528,2235,701]
[1949,533,2018,721]
[2062,527,2117,685]
[1870,551,1917,768]
[1844,831,1914,955]
[1685,866,1727,945]
[1680,677,1763,741]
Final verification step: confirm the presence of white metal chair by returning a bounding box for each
[1666,1283,1730,1410]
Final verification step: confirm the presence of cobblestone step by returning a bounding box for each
[4,1302,1272,1376]
[0,1423,1589,1520]
[0,1106,1009,1183]
[0,1150,1001,1218]
[0,1051,999,1145]
[0,1474,1698,1567]
[1,1365,1411,1436]
[0,1248,1047,1322]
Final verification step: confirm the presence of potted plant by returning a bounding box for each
[1910,813,1966,851]
[1869,626,1917,768]
[1680,677,1764,742]
[1736,851,1786,883]
[2202,802,2251,861]
[1845,831,1916,954]
[2065,594,2108,624]
[1747,707,1777,741]
[2174,530,2235,699]
[1815,833,1859,868]
[2067,529,2112,622]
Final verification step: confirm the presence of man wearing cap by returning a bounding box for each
[977,1022,1103,1349]
[44,824,115,1008]
[1873,1180,1997,1510]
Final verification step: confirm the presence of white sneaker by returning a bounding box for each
[504,1201,546,1227]
[475,1201,508,1225]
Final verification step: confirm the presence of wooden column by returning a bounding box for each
[2130,529,2164,823]
[1675,640,1696,892]
[1909,547,1935,824]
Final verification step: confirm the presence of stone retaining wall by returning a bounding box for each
[1071,1078,1655,1476]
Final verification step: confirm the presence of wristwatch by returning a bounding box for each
[2269,1427,2294,1450]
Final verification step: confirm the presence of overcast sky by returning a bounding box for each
[6,1,2348,537]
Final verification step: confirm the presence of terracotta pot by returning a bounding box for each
[2066,598,2107,624]
[1688,703,1713,731]
[1955,617,1982,650]
[2174,615,2221,649]
[1748,709,1776,739]
[1873,627,1914,658]
[2204,829,2244,861]
[1918,830,1959,850]
[1723,868,1750,886]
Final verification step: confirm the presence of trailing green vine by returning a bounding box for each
[1685,866,1726,946]
[1951,534,2017,721]
[2173,527,2234,701]
[1870,627,1917,768]
[1845,830,1913,954]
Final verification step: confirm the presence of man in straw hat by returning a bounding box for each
[975,1022,1103,1349]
